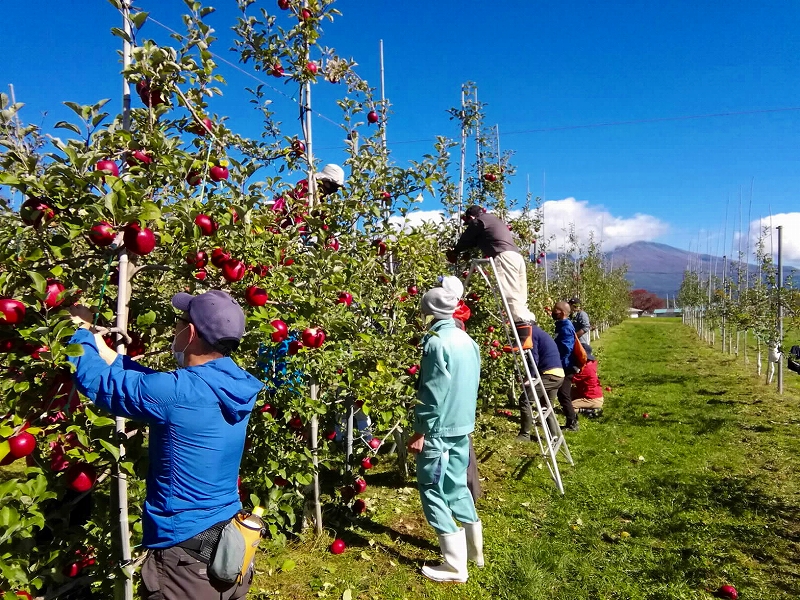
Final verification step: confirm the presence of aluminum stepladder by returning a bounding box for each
[464,257,573,494]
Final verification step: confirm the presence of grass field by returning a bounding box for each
[251,318,800,600]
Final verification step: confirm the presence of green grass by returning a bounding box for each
[251,319,800,599]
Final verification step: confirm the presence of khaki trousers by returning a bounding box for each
[493,251,536,323]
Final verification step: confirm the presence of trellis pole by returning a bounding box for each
[300,0,323,535]
[115,3,134,599]
[776,225,784,394]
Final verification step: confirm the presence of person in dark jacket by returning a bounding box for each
[68,290,263,600]
[516,323,565,442]
[448,205,536,350]
[569,297,591,346]
[552,301,580,432]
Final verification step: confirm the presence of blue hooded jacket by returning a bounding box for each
[530,325,562,373]
[68,328,263,548]
[553,318,576,371]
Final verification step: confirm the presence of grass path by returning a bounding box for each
[252,319,800,600]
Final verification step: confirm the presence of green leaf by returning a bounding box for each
[54,121,82,135]
[342,590,352,600]
[280,559,296,572]
[27,271,46,295]
[64,343,84,357]
[130,11,149,29]
[99,439,121,461]
[111,27,132,43]
[136,310,157,327]
[139,201,162,221]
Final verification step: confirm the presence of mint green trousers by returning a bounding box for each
[416,434,479,534]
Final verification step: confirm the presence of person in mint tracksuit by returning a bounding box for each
[407,280,484,583]
[68,290,263,600]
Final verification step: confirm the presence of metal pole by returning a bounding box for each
[378,40,395,276]
[117,4,134,599]
[457,87,466,234]
[777,225,784,394]
[542,171,549,291]
[301,0,322,535]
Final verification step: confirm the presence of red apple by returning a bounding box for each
[605,386,611,392]
[489,350,499,359]
[380,191,391,203]
[483,172,497,182]
[330,539,346,555]
[194,214,218,236]
[273,476,288,487]
[406,364,419,376]
[407,285,419,296]
[137,80,164,107]
[261,403,278,418]
[325,430,337,441]
[20,198,55,228]
[372,239,387,256]
[536,258,542,264]
[127,149,153,167]
[0,299,26,325]
[642,413,649,419]
[291,139,306,156]
[277,0,289,8]
[288,415,303,430]
[299,7,312,20]
[0,339,16,352]
[306,61,318,74]
[301,327,326,348]
[64,462,97,493]
[327,237,340,251]
[89,221,116,247]
[539,252,546,258]
[244,286,269,307]
[221,259,246,282]
[341,485,356,502]
[190,117,213,136]
[717,585,738,599]
[210,165,229,182]
[7,431,36,460]
[185,250,209,268]
[270,319,289,343]
[361,457,373,470]
[367,110,379,124]
[491,340,501,348]
[288,340,303,355]
[27,344,49,360]
[251,264,270,277]
[15,591,32,600]
[186,171,203,186]
[211,247,230,268]
[194,269,208,281]
[468,292,480,302]
[368,438,381,450]
[44,279,66,309]
[95,160,119,178]
[352,499,366,514]
[271,63,285,77]
[353,478,367,494]
[123,222,156,255]
[337,292,353,307]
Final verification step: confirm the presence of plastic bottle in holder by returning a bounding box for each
[235,507,265,580]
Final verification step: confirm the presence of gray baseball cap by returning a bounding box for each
[172,290,245,354]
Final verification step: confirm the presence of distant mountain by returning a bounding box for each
[601,241,796,298]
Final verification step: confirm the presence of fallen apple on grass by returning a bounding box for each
[330,539,346,555]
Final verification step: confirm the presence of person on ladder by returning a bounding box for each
[447,205,536,350]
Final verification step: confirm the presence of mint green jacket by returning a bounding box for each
[414,319,481,438]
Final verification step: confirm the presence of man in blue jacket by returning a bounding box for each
[407,280,483,583]
[68,290,263,600]
[517,323,565,442]
[552,301,580,431]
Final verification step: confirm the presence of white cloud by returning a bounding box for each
[538,197,669,251]
[389,209,444,232]
[746,212,800,263]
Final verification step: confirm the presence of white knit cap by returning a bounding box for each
[439,275,464,299]
[421,283,460,320]
[314,164,345,187]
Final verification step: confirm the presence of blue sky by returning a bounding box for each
[3,0,800,259]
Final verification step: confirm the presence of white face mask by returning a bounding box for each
[172,325,191,368]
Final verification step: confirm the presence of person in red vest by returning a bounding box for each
[570,343,604,417]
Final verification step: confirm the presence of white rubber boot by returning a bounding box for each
[463,520,485,567]
[421,528,469,583]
